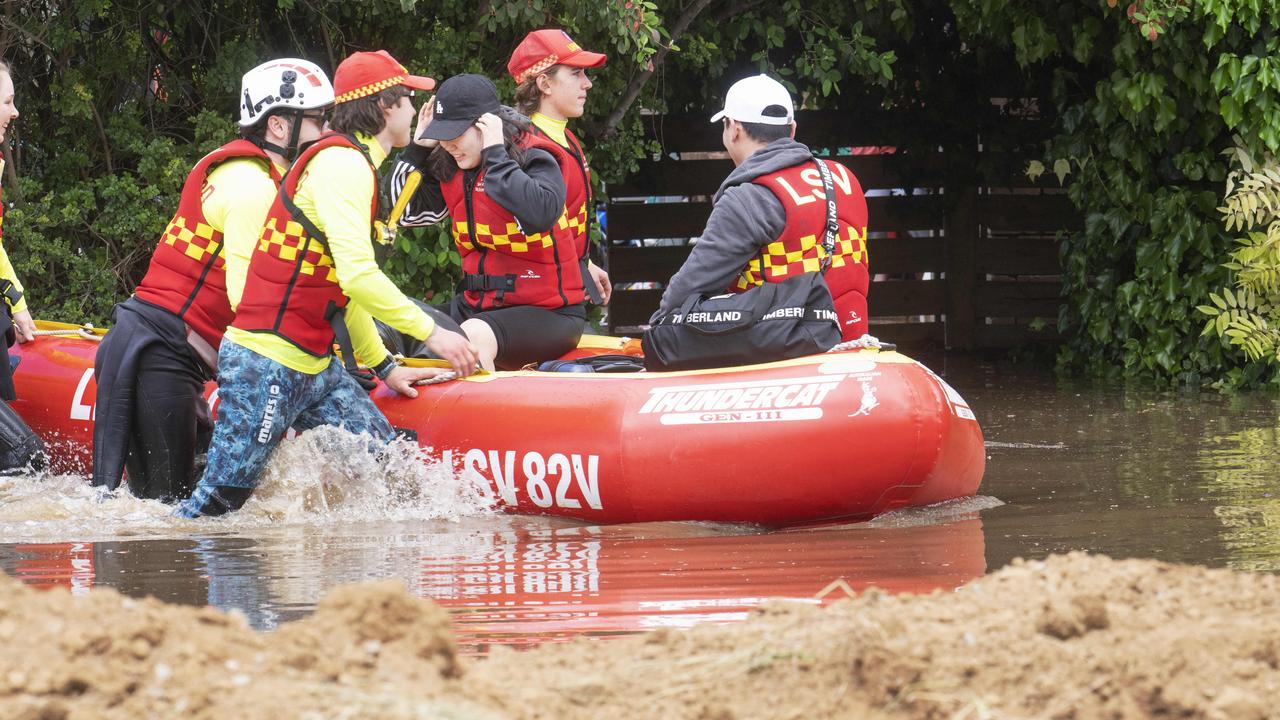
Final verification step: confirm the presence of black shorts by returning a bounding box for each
[449,297,586,370]
[378,298,586,370]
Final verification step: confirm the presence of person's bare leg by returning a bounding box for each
[460,318,498,372]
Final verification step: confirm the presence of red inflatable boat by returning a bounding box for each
[11,321,985,527]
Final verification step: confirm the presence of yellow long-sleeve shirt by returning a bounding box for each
[225,132,435,374]
[0,244,25,315]
[201,156,284,312]
[0,159,27,314]
[530,112,569,148]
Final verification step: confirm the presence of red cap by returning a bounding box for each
[333,50,435,104]
[507,30,606,84]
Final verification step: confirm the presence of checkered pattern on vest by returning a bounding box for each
[259,216,339,283]
[734,223,867,290]
[134,139,277,347]
[441,132,587,310]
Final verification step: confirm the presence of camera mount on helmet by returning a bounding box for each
[239,58,334,160]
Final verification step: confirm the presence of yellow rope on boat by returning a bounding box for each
[827,334,891,352]
[30,323,104,341]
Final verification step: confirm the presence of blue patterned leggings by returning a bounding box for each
[174,340,393,517]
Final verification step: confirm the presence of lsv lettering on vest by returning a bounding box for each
[773,163,854,206]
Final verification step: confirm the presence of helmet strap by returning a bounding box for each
[257,139,289,158]
[254,110,305,162]
[283,110,305,161]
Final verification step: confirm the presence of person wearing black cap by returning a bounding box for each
[385,74,587,372]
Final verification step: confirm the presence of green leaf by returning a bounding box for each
[1053,158,1072,186]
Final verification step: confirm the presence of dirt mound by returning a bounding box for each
[0,572,485,720]
[2,553,1278,719]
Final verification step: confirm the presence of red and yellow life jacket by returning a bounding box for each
[232,133,378,357]
[528,124,594,273]
[736,160,870,341]
[443,133,584,310]
[133,139,278,348]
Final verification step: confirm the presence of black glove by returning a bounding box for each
[348,368,378,391]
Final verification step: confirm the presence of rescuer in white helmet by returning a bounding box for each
[91,59,335,502]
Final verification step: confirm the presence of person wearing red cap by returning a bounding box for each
[385,73,586,371]
[175,50,477,518]
[91,59,334,503]
[508,29,611,306]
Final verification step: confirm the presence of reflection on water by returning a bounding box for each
[0,506,991,650]
[939,357,1280,571]
[3,358,1280,647]
[1197,425,1280,572]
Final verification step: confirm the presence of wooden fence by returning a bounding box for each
[602,109,1081,350]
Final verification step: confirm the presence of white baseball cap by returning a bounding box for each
[709,74,794,125]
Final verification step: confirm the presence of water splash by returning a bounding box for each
[0,473,170,539]
[0,426,496,542]
[232,426,496,525]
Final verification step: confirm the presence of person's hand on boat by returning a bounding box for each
[11,309,35,343]
[424,327,479,377]
[347,367,378,392]
[587,261,612,305]
[383,365,453,398]
[476,113,503,149]
[413,96,439,149]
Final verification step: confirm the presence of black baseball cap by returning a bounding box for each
[421,74,502,141]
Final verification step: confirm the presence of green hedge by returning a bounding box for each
[2,1,1276,384]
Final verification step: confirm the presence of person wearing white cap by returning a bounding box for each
[655,74,871,342]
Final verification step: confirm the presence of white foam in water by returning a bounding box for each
[864,495,1005,529]
[0,426,496,542]
[0,472,175,541]
[228,426,496,526]
[985,441,1066,450]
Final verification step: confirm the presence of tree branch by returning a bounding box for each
[2,143,19,203]
[473,0,493,30]
[89,100,114,176]
[601,0,719,138]
[712,0,766,23]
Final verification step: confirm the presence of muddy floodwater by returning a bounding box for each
[2,355,1278,650]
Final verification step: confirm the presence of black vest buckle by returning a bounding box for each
[460,273,518,293]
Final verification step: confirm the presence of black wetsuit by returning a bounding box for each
[91,297,212,501]
[0,301,46,474]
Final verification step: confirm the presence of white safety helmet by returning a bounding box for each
[238,58,334,128]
